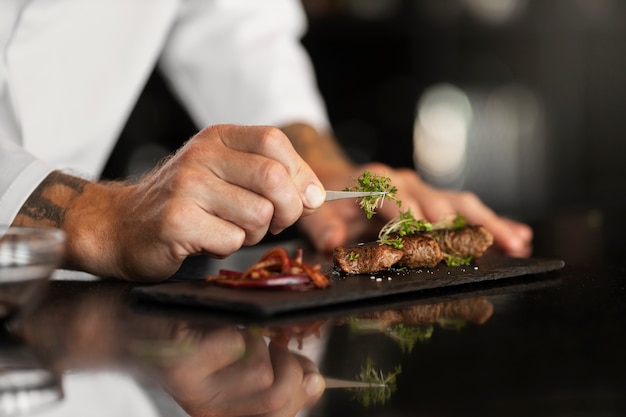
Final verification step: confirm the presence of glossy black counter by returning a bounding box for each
[3,205,626,417]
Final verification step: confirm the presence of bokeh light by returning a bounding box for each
[413,83,473,187]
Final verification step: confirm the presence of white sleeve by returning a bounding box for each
[0,138,55,225]
[158,0,331,132]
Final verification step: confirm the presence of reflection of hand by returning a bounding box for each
[300,162,532,258]
[59,125,325,281]
[163,327,325,417]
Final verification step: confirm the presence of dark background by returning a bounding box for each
[104,0,626,225]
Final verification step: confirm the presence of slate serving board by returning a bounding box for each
[131,255,564,316]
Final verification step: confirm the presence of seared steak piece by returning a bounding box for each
[429,225,493,258]
[395,233,443,268]
[334,242,403,274]
[333,225,494,275]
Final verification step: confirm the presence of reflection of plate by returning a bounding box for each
[131,255,564,316]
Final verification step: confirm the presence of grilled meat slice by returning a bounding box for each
[429,225,493,259]
[333,225,494,275]
[334,242,403,274]
[395,233,443,268]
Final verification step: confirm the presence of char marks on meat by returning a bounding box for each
[395,233,443,268]
[334,242,403,274]
[430,225,493,258]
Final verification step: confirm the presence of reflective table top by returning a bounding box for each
[3,205,626,417]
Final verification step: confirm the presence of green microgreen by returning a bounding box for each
[347,251,360,262]
[377,209,432,247]
[443,253,473,266]
[433,214,467,230]
[345,170,400,219]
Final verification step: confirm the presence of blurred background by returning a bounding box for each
[104,0,626,226]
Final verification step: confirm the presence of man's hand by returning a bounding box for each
[13,125,326,281]
[281,124,532,258]
[299,162,533,257]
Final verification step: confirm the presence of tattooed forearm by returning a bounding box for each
[18,197,67,225]
[13,171,89,228]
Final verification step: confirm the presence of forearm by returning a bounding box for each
[12,171,124,277]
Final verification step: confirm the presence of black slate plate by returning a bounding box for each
[131,255,564,316]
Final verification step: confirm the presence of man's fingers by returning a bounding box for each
[214,125,326,210]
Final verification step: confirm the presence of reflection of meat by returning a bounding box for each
[396,234,442,268]
[398,303,443,325]
[333,226,493,275]
[337,296,494,327]
[430,225,493,259]
[440,296,494,325]
[334,242,403,275]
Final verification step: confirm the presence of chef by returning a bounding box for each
[0,0,532,282]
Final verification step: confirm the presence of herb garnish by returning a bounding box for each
[347,251,360,262]
[345,170,400,219]
[443,253,473,266]
[377,208,433,247]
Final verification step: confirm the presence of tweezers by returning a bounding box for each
[325,190,388,202]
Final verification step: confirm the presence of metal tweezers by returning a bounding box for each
[324,190,388,202]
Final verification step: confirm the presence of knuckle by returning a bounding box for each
[258,159,288,192]
[258,126,287,149]
[213,230,246,258]
[250,199,274,228]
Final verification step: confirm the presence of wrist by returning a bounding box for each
[62,181,126,278]
[13,171,126,278]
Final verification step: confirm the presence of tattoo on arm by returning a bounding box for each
[15,171,87,228]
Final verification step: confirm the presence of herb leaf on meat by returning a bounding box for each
[377,209,432,246]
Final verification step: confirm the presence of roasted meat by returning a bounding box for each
[333,225,494,275]
[429,225,493,258]
[395,233,443,268]
[334,242,403,274]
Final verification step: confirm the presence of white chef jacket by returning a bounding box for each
[0,0,329,225]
